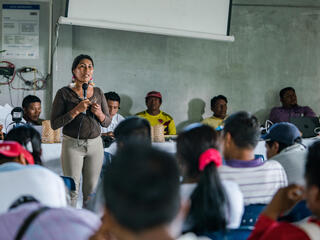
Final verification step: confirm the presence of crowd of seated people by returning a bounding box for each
[0,83,320,240]
[0,86,318,138]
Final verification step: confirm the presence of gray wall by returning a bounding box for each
[2,0,320,131]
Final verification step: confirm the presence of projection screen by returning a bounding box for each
[59,0,234,41]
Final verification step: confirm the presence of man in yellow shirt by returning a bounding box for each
[202,95,228,130]
[136,91,176,135]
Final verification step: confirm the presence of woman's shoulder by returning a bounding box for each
[54,86,73,98]
[57,86,71,93]
[93,87,104,95]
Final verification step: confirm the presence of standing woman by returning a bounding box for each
[51,54,111,207]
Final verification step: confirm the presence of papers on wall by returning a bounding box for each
[2,4,40,59]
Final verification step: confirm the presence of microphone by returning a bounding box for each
[82,83,88,100]
[82,83,89,114]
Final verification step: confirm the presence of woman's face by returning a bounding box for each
[73,58,94,83]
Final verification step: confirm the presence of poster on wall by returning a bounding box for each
[2,4,40,59]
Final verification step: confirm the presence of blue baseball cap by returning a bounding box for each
[261,122,301,145]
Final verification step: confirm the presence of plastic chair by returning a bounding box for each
[241,204,266,226]
[61,176,76,191]
[279,200,311,222]
[204,226,252,240]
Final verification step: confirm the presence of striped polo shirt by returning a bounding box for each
[218,158,288,205]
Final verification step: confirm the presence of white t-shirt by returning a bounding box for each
[101,113,125,133]
[180,180,244,229]
[0,163,67,213]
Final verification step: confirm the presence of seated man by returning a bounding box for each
[263,122,307,184]
[0,141,67,213]
[101,91,125,139]
[202,95,228,129]
[22,95,43,125]
[219,111,288,205]
[136,91,176,135]
[269,87,316,123]
[90,144,192,240]
[248,141,320,240]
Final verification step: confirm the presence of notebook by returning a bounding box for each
[290,117,320,138]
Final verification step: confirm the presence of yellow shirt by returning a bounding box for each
[202,116,227,130]
[136,110,176,135]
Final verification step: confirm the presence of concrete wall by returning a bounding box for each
[2,0,320,131]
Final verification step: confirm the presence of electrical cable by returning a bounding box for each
[14,67,47,91]
[0,61,16,85]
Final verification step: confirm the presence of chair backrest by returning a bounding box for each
[61,176,76,191]
[241,204,266,226]
[204,226,252,240]
[279,200,311,222]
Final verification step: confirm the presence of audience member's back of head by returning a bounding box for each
[114,116,151,148]
[103,144,180,232]
[306,141,320,190]
[223,111,260,149]
[5,125,42,165]
[177,124,227,234]
[177,124,220,178]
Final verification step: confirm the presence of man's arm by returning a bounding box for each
[269,107,280,123]
[248,185,306,240]
[168,119,176,135]
[303,106,317,117]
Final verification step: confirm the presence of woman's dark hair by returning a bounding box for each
[103,144,180,232]
[71,54,94,77]
[177,124,228,234]
[305,140,320,189]
[5,125,42,165]
[114,117,151,147]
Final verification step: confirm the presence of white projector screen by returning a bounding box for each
[59,0,234,41]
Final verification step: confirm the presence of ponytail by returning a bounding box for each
[185,163,228,234]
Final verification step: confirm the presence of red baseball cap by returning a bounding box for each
[0,141,34,165]
[146,91,162,100]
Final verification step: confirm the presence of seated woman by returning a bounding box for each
[177,124,244,234]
